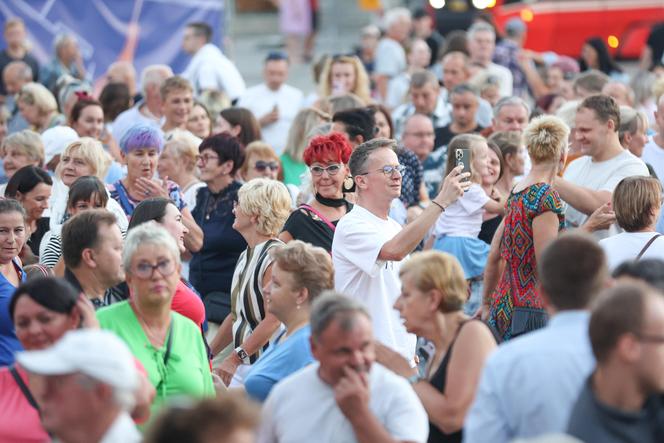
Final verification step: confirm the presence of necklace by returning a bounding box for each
[315,193,346,208]
[131,301,169,348]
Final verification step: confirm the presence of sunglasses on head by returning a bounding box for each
[255,160,279,172]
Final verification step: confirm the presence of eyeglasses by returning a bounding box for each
[310,163,343,176]
[404,131,435,139]
[254,160,279,172]
[132,259,175,279]
[635,333,664,344]
[357,164,406,177]
[196,153,219,164]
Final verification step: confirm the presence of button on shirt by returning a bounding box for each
[464,311,594,443]
[237,83,303,154]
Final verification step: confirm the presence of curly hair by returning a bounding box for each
[303,132,352,166]
[523,115,569,164]
[237,178,291,237]
[270,240,334,303]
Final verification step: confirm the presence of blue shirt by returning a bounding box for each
[0,260,26,366]
[244,325,314,402]
[464,311,594,443]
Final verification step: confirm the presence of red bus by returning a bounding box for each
[431,0,664,59]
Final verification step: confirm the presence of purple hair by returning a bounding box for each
[119,124,164,154]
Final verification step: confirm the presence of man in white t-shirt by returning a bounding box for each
[258,294,429,443]
[467,22,513,98]
[181,22,245,101]
[332,138,469,358]
[237,52,303,154]
[557,95,649,238]
[641,95,664,179]
[374,8,411,102]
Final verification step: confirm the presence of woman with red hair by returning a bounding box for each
[279,132,352,252]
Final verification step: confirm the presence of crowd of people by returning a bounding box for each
[1,6,664,443]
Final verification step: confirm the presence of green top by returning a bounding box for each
[97,301,214,419]
[280,153,307,186]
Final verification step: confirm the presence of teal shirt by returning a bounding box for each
[97,301,214,418]
[280,153,307,186]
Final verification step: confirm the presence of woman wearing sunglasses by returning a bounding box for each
[239,141,281,182]
[98,224,214,418]
[279,132,353,253]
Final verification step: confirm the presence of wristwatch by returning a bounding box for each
[234,346,250,364]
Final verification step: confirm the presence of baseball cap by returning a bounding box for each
[16,329,138,391]
[41,126,79,165]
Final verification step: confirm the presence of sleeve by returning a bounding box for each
[256,389,279,443]
[216,58,247,101]
[281,208,306,236]
[463,360,513,443]
[458,184,490,214]
[167,182,187,211]
[539,186,564,216]
[374,41,401,77]
[383,378,429,443]
[600,160,649,192]
[333,217,390,277]
[39,234,61,268]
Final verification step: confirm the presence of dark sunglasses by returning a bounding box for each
[255,160,279,172]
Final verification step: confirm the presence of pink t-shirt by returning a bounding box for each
[0,365,50,443]
[171,280,206,330]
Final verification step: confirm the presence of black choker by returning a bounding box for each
[315,193,345,208]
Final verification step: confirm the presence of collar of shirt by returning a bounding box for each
[547,310,590,329]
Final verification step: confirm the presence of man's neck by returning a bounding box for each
[472,58,490,68]
[266,83,282,92]
[592,137,625,162]
[450,121,477,134]
[140,99,162,120]
[7,45,26,59]
[592,365,648,412]
[162,120,183,132]
[70,267,109,301]
[356,193,391,220]
[57,409,121,443]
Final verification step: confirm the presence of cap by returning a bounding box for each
[504,18,526,36]
[41,126,78,165]
[16,329,138,391]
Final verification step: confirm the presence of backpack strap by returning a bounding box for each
[9,365,39,411]
[637,234,662,260]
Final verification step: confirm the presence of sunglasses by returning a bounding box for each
[255,161,279,172]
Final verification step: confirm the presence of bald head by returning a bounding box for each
[441,51,470,90]
[2,61,33,95]
[106,61,137,96]
[402,113,435,161]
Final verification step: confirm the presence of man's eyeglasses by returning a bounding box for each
[310,163,343,176]
[132,259,176,280]
[357,164,406,177]
[254,160,279,172]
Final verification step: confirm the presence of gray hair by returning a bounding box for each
[348,137,396,178]
[4,61,33,82]
[54,34,76,54]
[122,222,181,273]
[467,22,495,40]
[77,373,135,412]
[555,99,581,128]
[619,106,647,142]
[410,69,439,90]
[140,64,173,96]
[493,96,530,118]
[383,7,411,30]
[310,292,370,341]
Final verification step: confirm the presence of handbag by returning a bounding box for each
[636,234,662,260]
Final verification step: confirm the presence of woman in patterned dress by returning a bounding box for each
[483,115,569,342]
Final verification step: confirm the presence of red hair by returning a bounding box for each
[303,132,352,166]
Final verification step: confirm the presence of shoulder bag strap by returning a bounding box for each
[9,365,40,411]
[299,204,336,232]
[637,234,662,260]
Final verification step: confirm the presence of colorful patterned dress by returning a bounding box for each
[488,183,564,342]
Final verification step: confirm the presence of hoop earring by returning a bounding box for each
[343,176,356,193]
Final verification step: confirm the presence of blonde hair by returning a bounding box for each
[18,82,57,115]
[160,75,193,100]
[270,240,334,303]
[319,56,371,103]
[163,129,202,172]
[613,176,662,232]
[399,251,468,313]
[1,129,44,166]
[523,115,569,164]
[240,141,279,178]
[238,178,292,237]
[444,133,486,183]
[283,108,329,162]
[56,137,111,180]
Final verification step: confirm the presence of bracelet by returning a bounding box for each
[430,201,445,212]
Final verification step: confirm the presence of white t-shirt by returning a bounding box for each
[641,136,664,181]
[181,181,205,213]
[237,83,304,154]
[258,363,429,443]
[182,43,246,100]
[599,232,664,271]
[386,72,411,110]
[562,150,649,235]
[111,103,162,144]
[332,205,416,359]
[374,38,407,78]
[434,183,489,238]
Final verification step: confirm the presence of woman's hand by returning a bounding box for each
[76,294,99,329]
[215,352,241,387]
[374,341,417,378]
[434,165,471,209]
[134,177,170,199]
[581,202,615,233]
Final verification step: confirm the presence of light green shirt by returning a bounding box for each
[280,153,307,186]
[97,301,214,418]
